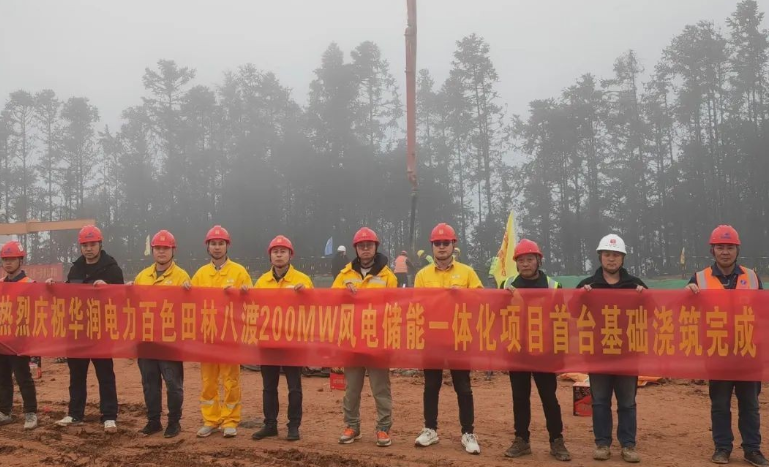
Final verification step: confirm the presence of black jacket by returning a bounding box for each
[351,252,389,278]
[67,250,124,285]
[501,271,562,289]
[576,267,647,290]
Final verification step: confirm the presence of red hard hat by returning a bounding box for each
[513,239,543,260]
[268,235,294,256]
[430,223,457,242]
[151,230,176,248]
[0,241,25,259]
[78,225,103,244]
[205,225,231,244]
[353,227,379,246]
[709,225,740,246]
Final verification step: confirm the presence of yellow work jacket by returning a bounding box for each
[254,265,314,289]
[414,260,484,289]
[191,259,252,289]
[134,261,190,286]
[332,259,398,289]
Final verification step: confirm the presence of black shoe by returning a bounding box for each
[287,426,300,441]
[711,449,730,464]
[164,421,181,438]
[139,421,163,436]
[251,425,278,440]
[746,451,769,467]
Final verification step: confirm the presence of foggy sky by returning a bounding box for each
[0,0,754,130]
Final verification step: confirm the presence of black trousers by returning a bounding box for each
[0,355,37,414]
[423,369,474,434]
[509,371,564,442]
[395,273,409,287]
[67,358,118,422]
[261,365,302,428]
[138,358,184,423]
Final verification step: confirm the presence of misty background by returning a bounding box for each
[0,0,767,278]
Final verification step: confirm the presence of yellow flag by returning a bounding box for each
[144,234,151,257]
[490,210,518,287]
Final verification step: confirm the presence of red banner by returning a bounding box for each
[0,283,765,381]
[1,264,64,282]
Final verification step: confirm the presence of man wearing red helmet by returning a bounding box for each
[131,230,190,438]
[500,239,570,462]
[251,235,313,442]
[687,225,767,467]
[184,225,252,439]
[332,227,397,447]
[413,223,483,455]
[0,241,38,431]
[52,225,123,433]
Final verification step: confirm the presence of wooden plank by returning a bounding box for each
[0,219,96,235]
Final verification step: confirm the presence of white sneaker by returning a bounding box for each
[104,420,117,433]
[462,433,480,455]
[414,427,439,447]
[0,412,12,425]
[197,425,218,438]
[222,427,237,438]
[23,413,38,430]
[55,416,83,427]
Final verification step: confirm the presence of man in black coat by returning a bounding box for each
[50,225,124,433]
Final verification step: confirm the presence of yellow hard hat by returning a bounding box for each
[417,249,425,257]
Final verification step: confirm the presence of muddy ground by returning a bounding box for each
[0,359,766,466]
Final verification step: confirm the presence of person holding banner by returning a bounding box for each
[577,234,646,463]
[131,230,189,439]
[251,235,312,442]
[501,239,570,461]
[0,241,38,430]
[52,225,124,433]
[332,227,397,447]
[413,223,483,455]
[686,225,768,467]
[184,225,252,439]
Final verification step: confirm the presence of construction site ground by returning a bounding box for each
[0,358,766,467]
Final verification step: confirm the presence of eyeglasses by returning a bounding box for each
[432,241,453,247]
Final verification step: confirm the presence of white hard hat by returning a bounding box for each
[597,234,627,255]
[338,245,346,252]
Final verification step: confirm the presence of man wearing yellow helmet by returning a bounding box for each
[417,249,433,268]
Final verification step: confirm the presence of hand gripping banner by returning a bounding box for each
[0,283,766,381]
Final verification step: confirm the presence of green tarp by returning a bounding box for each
[553,275,689,289]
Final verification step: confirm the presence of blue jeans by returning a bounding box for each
[589,373,638,448]
[709,380,762,453]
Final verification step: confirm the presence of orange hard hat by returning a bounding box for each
[205,225,231,244]
[353,227,379,246]
[0,241,25,259]
[513,239,543,260]
[268,235,294,256]
[151,230,176,248]
[430,223,457,242]
[709,225,740,246]
[78,225,103,244]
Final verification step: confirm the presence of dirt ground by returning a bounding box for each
[0,359,766,467]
